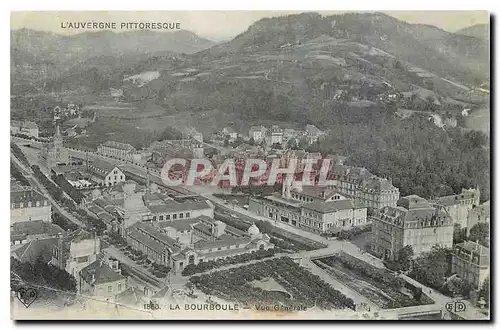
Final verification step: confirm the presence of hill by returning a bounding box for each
[456,24,489,40]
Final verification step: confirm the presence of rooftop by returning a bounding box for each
[302,199,355,213]
[11,220,64,237]
[80,259,125,285]
[11,238,58,264]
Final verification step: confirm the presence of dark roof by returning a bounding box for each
[435,190,480,206]
[11,188,48,205]
[193,235,250,250]
[128,229,167,253]
[80,259,125,285]
[11,238,57,264]
[148,200,212,214]
[116,287,145,306]
[302,199,354,213]
[129,222,181,252]
[11,220,64,237]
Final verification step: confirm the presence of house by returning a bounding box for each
[432,188,480,228]
[11,120,39,138]
[87,159,126,187]
[249,126,267,143]
[265,125,284,146]
[371,195,454,260]
[326,165,400,209]
[79,255,127,297]
[11,220,64,245]
[220,127,238,142]
[452,241,489,289]
[50,229,101,283]
[305,124,326,144]
[11,186,51,225]
[97,141,137,160]
[466,201,490,236]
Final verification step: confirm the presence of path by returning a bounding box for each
[11,154,84,227]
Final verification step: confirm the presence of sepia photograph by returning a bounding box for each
[9,8,491,321]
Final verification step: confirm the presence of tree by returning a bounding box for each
[453,224,467,244]
[409,245,451,289]
[479,276,490,307]
[396,245,414,271]
[468,223,489,247]
[286,138,298,150]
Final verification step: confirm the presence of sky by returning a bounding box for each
[11,11,489,41]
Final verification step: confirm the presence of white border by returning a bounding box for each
[3,1,498,329]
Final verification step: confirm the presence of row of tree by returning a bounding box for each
[52,174,85,204]
[181,249,276,276]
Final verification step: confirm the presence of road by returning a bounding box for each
[11,154,85,227]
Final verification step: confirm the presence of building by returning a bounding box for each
[97,141,137,160]
[265,125,284,146]
[11,186,51,225]
[86,180,214,233]
[50,229,101,283]
[452,241,489,289]
[40,125,71,169]
[11,120,39,138]
[249,183,368,234]
[11,220,64,245]
[326,165,400,209]
[79,255,127,297]
[466,201,490,236]
[87,159,126,187]
[305,124,326,144]
[371,195,454,260]
[432,188,481,228]
[220,127,238,142]
[127,216,273,274]
[11,237,58,264]
[249,126,267,143]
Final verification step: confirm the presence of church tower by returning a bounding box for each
[54,124,63,149]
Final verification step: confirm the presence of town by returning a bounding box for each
[10,114,489,320]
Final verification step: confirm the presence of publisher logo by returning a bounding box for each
[445,301,467,313]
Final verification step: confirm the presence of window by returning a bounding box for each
[179,213,184,219]
[159,215,164,221]
[108,286,112,293]
[186,212,190,218]
[173,214,177,220]
[118,284,122,291]
[166,215,171,220]
[153,216,157,221]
